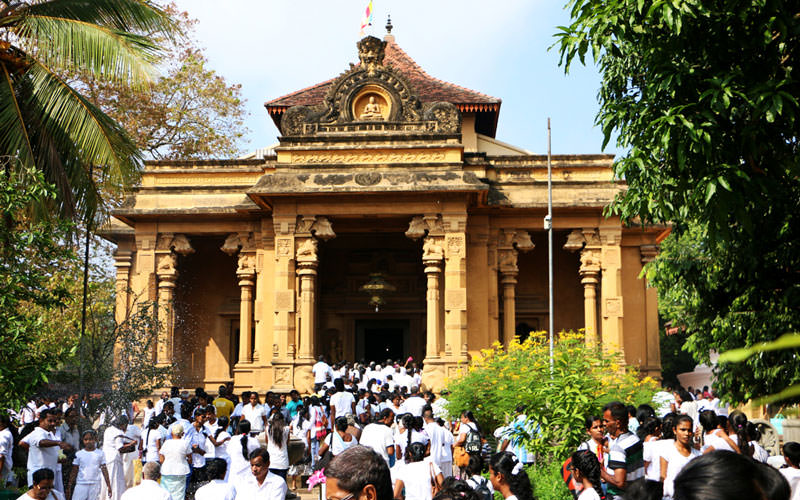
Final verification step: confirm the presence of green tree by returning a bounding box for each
[0,162,77,410]
[74,4,249,161]
[0,0,174,220]
[557,1,800,403]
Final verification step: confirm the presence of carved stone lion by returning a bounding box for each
[422,237,444,261]
[296,238,318,260]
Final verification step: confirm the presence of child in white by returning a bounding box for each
[69,430,112,500]
[781,441,800,500]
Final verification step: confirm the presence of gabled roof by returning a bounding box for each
[265,37,502,137]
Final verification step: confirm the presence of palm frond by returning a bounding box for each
[15,14,161,86]
[26,61,142,189]
[22,0,177,39]
[0,61,35,169]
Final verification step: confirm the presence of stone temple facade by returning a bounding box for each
[104,33,664,393]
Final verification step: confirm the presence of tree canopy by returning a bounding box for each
[557,0,800,403]
[0,0,175,220]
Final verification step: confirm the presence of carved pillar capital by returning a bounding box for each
[406,214,443,240]
[563,229,587,252]
[156,253,178,280]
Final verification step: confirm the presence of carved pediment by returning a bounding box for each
[282,36,461,136]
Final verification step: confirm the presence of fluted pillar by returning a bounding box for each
[579,254,600,345]
[156,253,177,365]
[296,254,318,361]
[599,227,624,351]
[113,248,132,324]
[423,236,444,360]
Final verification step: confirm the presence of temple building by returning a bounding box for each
[104,31,664,393]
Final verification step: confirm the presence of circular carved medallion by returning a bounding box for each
[354,172,382,186]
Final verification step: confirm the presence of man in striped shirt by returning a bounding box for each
[601,401,644,500]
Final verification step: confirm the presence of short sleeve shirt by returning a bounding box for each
[74,449,106,484]
[213,398,235,419]
[606,432,644,497]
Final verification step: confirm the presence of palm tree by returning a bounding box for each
[0,0,174,220]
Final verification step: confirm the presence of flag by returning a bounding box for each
[359,0,373,37]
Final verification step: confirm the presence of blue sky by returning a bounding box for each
[171,0,619,156]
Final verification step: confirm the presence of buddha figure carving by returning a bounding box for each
[360,96,383,120]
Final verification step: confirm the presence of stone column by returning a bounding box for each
[113,248,133,324]
[222,233,257,365]
[422,236,444,360]
[154,234,194,366]
[237,253,256,364]
[498,229,535,343]
[579,247,601,345]
[640,244,661,377]
[443,214,469,373]
[599,227,624,351]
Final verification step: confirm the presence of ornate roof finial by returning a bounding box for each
[384,15,395,43]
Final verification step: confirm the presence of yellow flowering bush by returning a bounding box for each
[446,330,659,460]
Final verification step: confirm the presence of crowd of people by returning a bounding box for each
[3,356,800,500]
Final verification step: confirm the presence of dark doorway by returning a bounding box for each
[356,319,410,362]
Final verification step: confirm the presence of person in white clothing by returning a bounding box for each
[19,409,72,489]
[68,430,112,500]
[235,448,287,500]
[660,415,700,499]
[0,415,15,486]
[422,407,448,473]
[392,443,442,500]
[570,450,603,500]
[781,441,800,500]
[121,422,142,488]
[359,409,395,465]
[101,417,135,500]
[241,394,267,434]
[18,468,66,500]
[488,452,534,500]
[312,356,335,392]
[158,424,191,500]
[226,421,260,489]
[195,459,236,500]
[329,379,356,423]
[119,462,170,500]
[264,413,290,480]
[400,388,427,417]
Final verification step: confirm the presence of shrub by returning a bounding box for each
[446,331,658,461]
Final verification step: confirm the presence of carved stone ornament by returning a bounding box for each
[405,216,426,240]
[156,253,177,275]
[580,248,601,274]
[563,229,587,252]
[422,236,444,261]
[310,217,336,240]
[281,36,461,136]
[296,238,318,261]
[221,233,242,256]
[171,234,194,256]
[498,249,518,273]
[512,231,535,253]
[237,253,255,275]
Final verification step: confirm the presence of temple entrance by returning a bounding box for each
[355,319,410,362]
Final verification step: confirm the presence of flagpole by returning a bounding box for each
[546,118,554,375]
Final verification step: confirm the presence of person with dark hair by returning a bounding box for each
[488,451,533,500]
[577,415,607,470]
[638,416,662,484]
[672,450,790,500]
[395,414,429,466]
[19,409,72,490]
[727,410,753,458]
[330,379,357,428]
[360,409,395,466]
[627,405,640,434]
[236,447,287,500]
[570,450,603,500]
[393,442,443,500]
[194,458,235,500]
[464,454,493,500]
[423,406,451,477]
[68,430,112,500]
[454,411,480,473]
[781,441,800,498]
[432,477,481,500]
[635,405,656,424]
[622,479,662,500]
[660,415,699,499]
[242,393,267,436]
[265,413,290,480]
[325,446,393,500]
[318,416,358,460]
[19,467,63,500]
[601,401,643,500]
[697,411,736,454]
[225,420,259,488]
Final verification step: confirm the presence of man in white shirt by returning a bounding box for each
[102,416,136,500]
[241,394,267,434]
[400,387,427,417]
[358,409,395,465]
[20,400,38,425]
[153,392,169,417]
[120,462,170,500]
[422,406,450,473]
[122,422,142,488]
[235,448,287,500]
[19,409,71,489]
[329,379,356,423]
[196,458,236,500]
[312,356,335,392]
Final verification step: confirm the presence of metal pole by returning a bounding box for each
[546,119,554,374]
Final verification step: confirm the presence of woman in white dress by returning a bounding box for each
[698,411,737,454]
[394,415,430,465]
[288,408,312,490]
[661,415,700,499]
[225,420,260,488]
[265,413,291,480]
[206,416,231,480]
